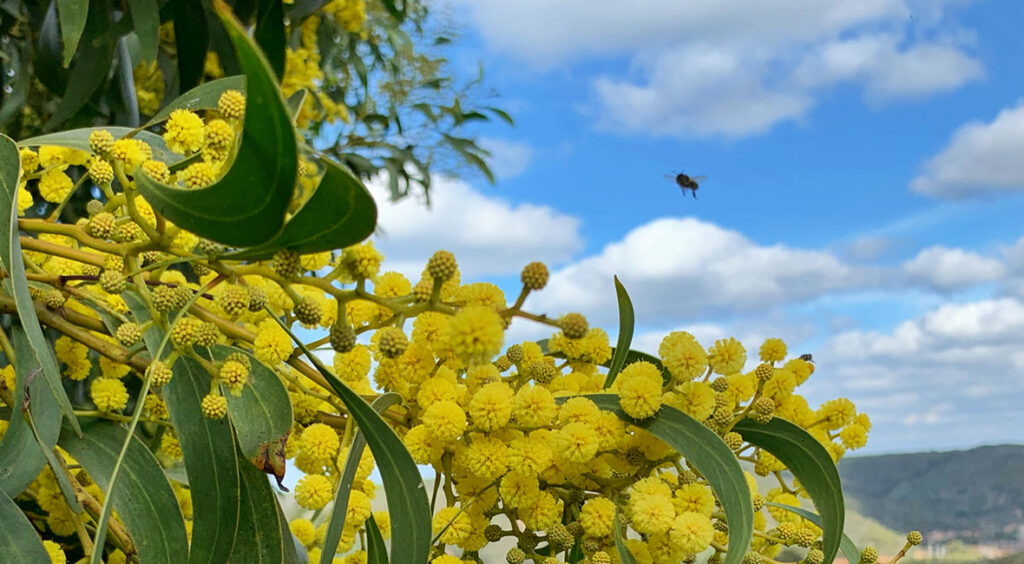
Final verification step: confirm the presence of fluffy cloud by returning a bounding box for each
[902,246,1006,291]
[529,217,875,324]
[459,0,981,137]
[911,104,1024,198]
[817,298,1024,451]
[369,177,583,278]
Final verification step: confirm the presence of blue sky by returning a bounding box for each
[365,0,1024,454]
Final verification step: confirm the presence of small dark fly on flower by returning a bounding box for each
[799,353,814,363]
[665,171,707,199]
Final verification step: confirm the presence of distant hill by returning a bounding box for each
[838,444,1024,542]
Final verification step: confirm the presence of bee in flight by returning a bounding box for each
[666,171,706,199]
[799,353,814,363]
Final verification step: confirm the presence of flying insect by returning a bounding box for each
[666,171,706,199]
[799,353,815,363]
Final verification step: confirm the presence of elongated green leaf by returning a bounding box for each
[144,76,247,128]
[365,516,388,564]
[604,276,634,388]
[58,0,89,66]
[287,89,308,121]
[0,43,30,128]
[173,0,208,91]
[613,512,638,564]
[19,127,178,164]
[58,419,189,564]
[275,318,431,564]
[226,158,377,261]
[211,345,292,459]
[25,402,83,514]
[0,324,60,497]
[234,450,288,564]
[320,393,402,564]
[734,418,845,564]
[0,490,50,562]
[255,0,286,79]
[123,291,242,564]
[577,394,753,564]
[135,7,297,247]
[765,502,860,564]
[127,0,159,62]
[47,14,114,129]
[0,134,80,435]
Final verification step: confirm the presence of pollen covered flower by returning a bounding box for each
[579,497,615,537]
[164,109,206,154]
[421,400,466,442]
[90,378,129,412]
[759,337,788,363]
[254,320,292,365]
[295,474,334,510]
[299,423,340,465]
[659,331,707,382]
[468,382,514,431]
[708,337,747,375]
[617,361,664,419]
[447,305,504,366]
[38,169,73,203]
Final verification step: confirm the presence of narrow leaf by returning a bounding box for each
[123,291,242,564]
[57,0,89,66]
[127,0,160,62]
[135,6,298,247]
[26,405,83,513]
[275,317,432,564]
[320,393,402,564]
[233,448,288,564]
[0,324,60,497]
[365,516,388,564]
[144,76,247,128]
[225,158,377,261]
[575,394,753,564]
[0,134,80,434]
[765,502,860,564]
[603,275,635,388]
[255,0,286,79]
[172,0,208,91]
[0,490,51,563]
[734,418,845,564]
[613,512,638,564]
[59,419,189,564]
[46,19,114,129]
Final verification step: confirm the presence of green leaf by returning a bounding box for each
[0,43,30,129]
[603,275,635,388]
[57,0,89,66]
[144,76,247,128]
[19,127,179,164]
[225,157,377,261]
[46,12,115,129]
[0,490,50,563]
[274,317,432,564]
[365,516,389,564]
[127,0,160,62]
[0,134,80,435]
[613,512,638,564]
[172,0,209,92]
[577,394,753,564]
[320,393,402,564]
[734,418,845,564]
[0,324,60,497]
[212,346,292,459]
[234,448,290,564]
[765,502,860,564]
[255,0,286,79]
[135,7,298,248]
[122,291,242,564]
[287,89,309,121]
[58,419,189,564]
[24,401,83,513]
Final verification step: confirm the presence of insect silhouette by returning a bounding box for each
[799,353,815,363]
[666,171,706,199]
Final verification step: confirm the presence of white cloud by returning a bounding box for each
[458,0,981,137]
[902,246,1005,291]
[843,235,895,261]
[530,217,875,324]
[369,177,583,278]
[478,137,534,180]
[911,104,1024,198]
[816,297,1024,451]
